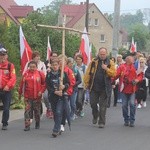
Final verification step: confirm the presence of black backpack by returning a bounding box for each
[145,65,150,79]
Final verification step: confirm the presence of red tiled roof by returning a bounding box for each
[9,6,33,17]
[0,0,33,24]
[60,3,93,28]
[0,0,19,24]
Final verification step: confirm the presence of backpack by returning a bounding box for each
[145,65,150,79]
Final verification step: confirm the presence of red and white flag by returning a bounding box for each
[87,43,92,65]
[79,27,90,65]
[19,26,32,74]
[130,37,136,53]
[46,36,52,61]
[134,42,137,52]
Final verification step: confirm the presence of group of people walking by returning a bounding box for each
[0,43,150,138]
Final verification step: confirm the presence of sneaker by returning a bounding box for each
[24,126,30,131]
[137,104,142,109]
[75,114,78,119]
[124,122,129,126]
[92,117,98,124]
[143,102,146,108]
[52,132,59,138]
[60,125,65,132]
[2,125,7,130]
[80,111,85,117]
[70,115,75,121]
[99,124,105,128]
[129,123,135,127]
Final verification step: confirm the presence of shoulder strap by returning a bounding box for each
[8,63,11,72]
[0,63,11,71]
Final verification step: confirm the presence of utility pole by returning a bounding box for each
[112,0,121,58]
[85,0,89,32]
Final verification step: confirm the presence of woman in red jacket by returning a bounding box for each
[19,61,46,131]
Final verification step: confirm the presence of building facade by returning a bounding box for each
[59,2,118,53]
[0,0,33,26]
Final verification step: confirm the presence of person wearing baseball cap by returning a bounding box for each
[0,44,16,130]
[0,44,7,55]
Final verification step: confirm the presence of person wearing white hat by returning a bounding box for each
[0,44,16,130]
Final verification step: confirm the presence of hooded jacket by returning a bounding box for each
[115,63,143,94]
[0,60,16,90]
[19,69,46,100]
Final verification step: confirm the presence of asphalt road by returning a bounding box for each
[0,100,150,150]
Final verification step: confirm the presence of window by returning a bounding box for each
[100,34,105,42]
[88,18,92,26]
[94,18,99,26]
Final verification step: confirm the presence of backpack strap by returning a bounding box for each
[0,63,11,71]
[8,63,11,71]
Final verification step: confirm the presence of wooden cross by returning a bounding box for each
[37,15,89,85]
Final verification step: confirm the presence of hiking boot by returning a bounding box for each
[24,126,30,131]
[2,125,7,130]
[99,124,105,128]
[35,122,40,129]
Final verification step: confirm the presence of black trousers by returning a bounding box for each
[90,90,107,125]
[113,84,119,106]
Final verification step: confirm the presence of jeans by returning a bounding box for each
[0,91,11,126]
[50,94,70,132]
[70,91,77,118]
[121,93,136,124]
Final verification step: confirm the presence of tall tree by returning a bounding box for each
[49,0,72,13]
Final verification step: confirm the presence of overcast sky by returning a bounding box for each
[15,0,150,14]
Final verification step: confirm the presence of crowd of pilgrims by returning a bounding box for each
[18,50,150,138]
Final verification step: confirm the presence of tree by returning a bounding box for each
[129,23,148,51]
[143,8,150,25]
[49,0,72,13]
[120,10,144,32]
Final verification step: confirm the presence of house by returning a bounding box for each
[0,0,33,26]
[58,2,116,53]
